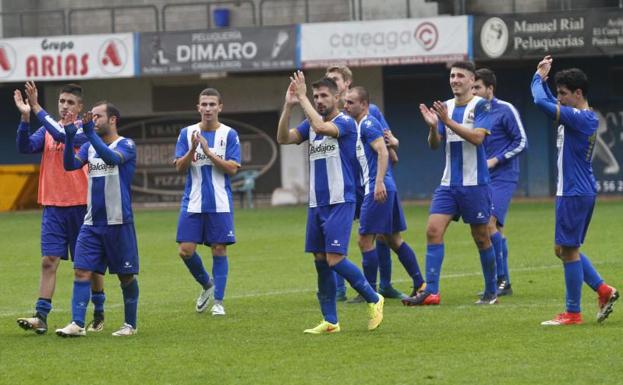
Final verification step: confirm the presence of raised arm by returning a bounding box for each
[63,123,86,171]
[24,81,87,146]
[82,115,124,165]
[277,82,303,145]
[291,71,340,138]
[14,89,44,154]
[531,56,559,120]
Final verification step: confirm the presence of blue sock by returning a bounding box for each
[315,260,338,324]
[332,258,379,303]
[213,256,229,301]
[396,242,424,289]
[35,298,52,321]
[361,249,379,290]
[377,240,392,289]
[335,274,346,294]
[580,253,603,291]
[564,260,583,313]
[491,232,504,280]
[479,246,497,296]
[183,252,211,289]
[91,291,105,314]
[71,280,91,328]
[502,238,510,284]
[121,278,139,328]
[425,244,444,294]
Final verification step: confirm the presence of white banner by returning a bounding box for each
[0,33,135,82]
[300,17,470,68]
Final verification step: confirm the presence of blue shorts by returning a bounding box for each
[490,179,517,227]
[305,203,355,256]
[429,185,492,224]
[41,205,86,260]
[555,196,595,247]
[176,211,236,246]
[74,223,139,275]
[359,191,407,235]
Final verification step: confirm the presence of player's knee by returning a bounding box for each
[211,244,227,256]
[386,234,403,250]
[74,268,91,281]
[178,247,194,259]
[326,253,343,267]
[426,224,443,242]
[554,245,563,259]
[91,273,105,291]
[118,274,134,286]
[41,256,60,272]
[487,220,497,234]
[358,236,374,251]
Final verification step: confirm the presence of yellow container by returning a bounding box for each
[0,164,40,211]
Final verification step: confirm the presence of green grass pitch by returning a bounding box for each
[1,201,622,385]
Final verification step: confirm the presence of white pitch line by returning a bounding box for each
[0,263,569,317]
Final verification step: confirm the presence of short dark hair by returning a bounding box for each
[555,68,588,96]
[311,77,339,95]
[475,68,497,90]
[199,88,222,104]
[348,86,369,104]
[93,100,121,122]
[450,61,476,75]
[59,83,82,99]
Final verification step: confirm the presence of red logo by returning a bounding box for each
[0,43,17,78]
[414,22,438,51]
[98,38,128,74]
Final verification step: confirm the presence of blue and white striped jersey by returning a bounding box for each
[484,98,528,182]
[356,114,396,195]
[438,96,491,187]
[77,137,136,226]
[296,113,358,207]
[175,123,241,213]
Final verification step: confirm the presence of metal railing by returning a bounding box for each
[162,1,256,30]
[258,0,310,25]
[259,0,352,25]
[0,9,66,37]
[4,0,623,38]
[67,5,159,34]
[352,0,414,20]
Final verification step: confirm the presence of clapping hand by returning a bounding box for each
[191,131,200,152]
[289,71,307,100]
[419,103,439,128]
[432,101,450,125]
[82,111,95,136]
[24,81,40,109]
[63,111,78,137]
[194,131,211,155]
[285,80,299,106]
[14,89,31,118]
[537,55,553,80]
